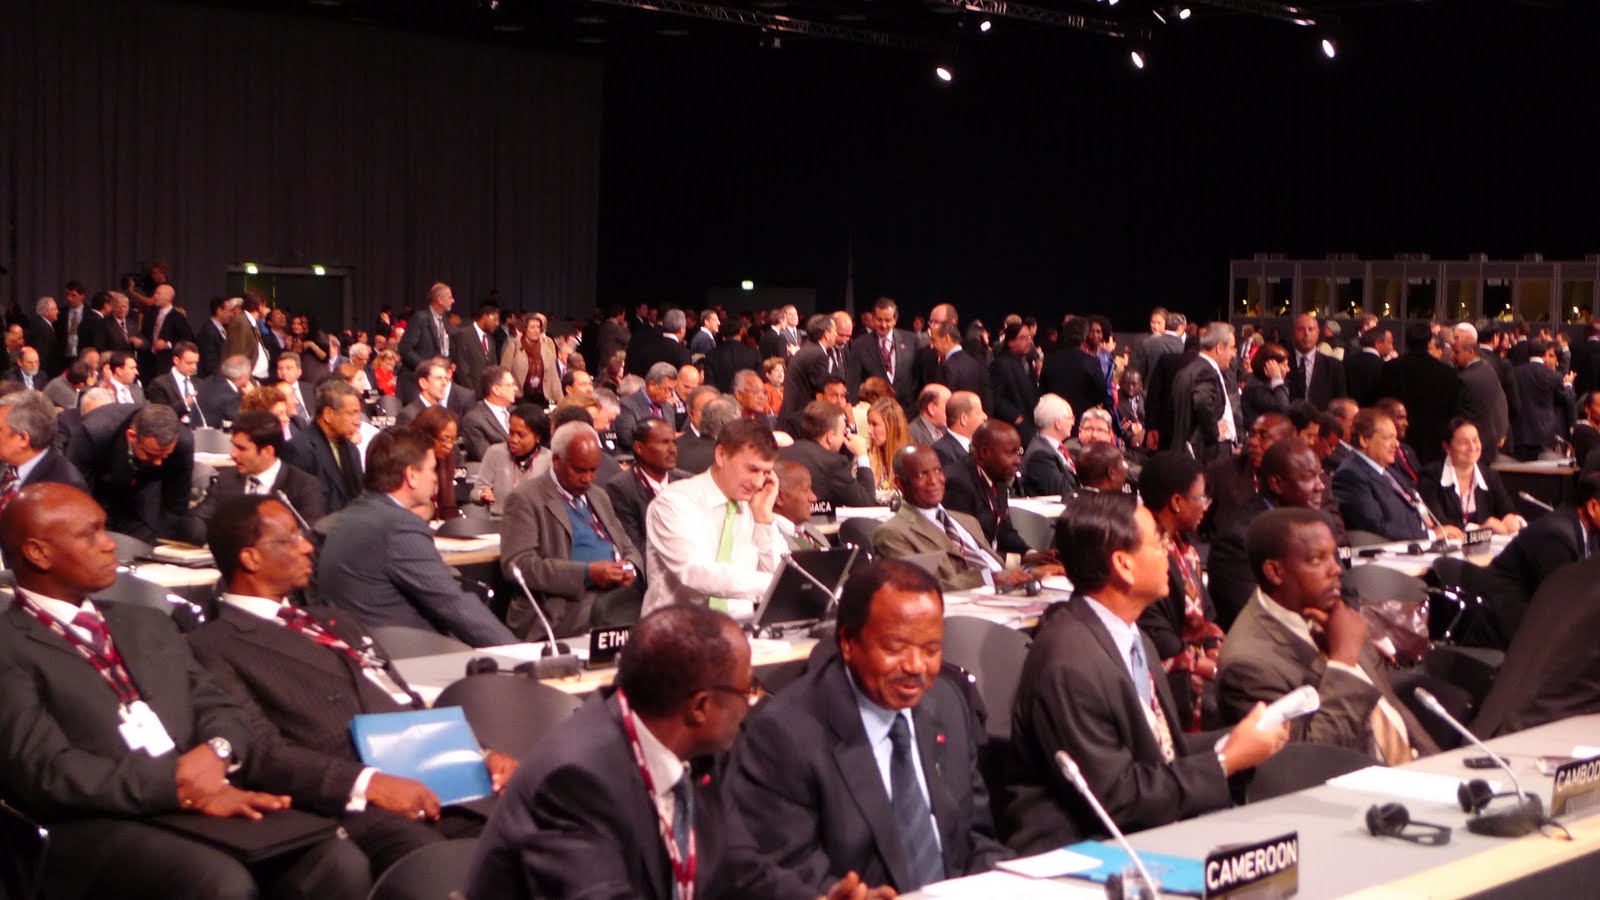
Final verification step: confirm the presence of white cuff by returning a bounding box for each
[345,767,379,813]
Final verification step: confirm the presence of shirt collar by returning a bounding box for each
[1356,451,1389,475]
[950,430,972,452]
[1080,594,1140,663]
[845,666,911,748]
[683,469,739,511]
[631,713,687,799]
[551,470,585,507]
[250,458,283,491]
[639,468,669,494]
[1255,588,1317,649]
[15,587,99,632]
[1440,462,1488,493]
[219,592,291,621]
[13,449,47,484]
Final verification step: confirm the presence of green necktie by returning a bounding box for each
[709,500,737,612]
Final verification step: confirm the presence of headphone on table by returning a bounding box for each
[1456,778,1547,838]
[1365,803,1452,846]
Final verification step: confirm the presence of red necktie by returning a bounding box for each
[482,333,490,356]
[0,466,19,512]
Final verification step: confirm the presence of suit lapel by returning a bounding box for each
[537,482,574,539]
[901,507,966,571]
[217,604,355,682]
[823,662,911,888]
[911,692,958,862]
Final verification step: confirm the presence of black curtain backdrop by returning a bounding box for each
[0,0,601,329]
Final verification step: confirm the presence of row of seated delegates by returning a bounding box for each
[471,404,551,517]
[942,421,1061,569]
[0,390,88,500]
[317,427,516,647]
[468,607,890,900]
[1331,406,1466,543]
[192,495,519,875]
[0,484,372,900]
[780,399,876,508]
[871,444,1051,592]
[1206,439,1347,632]
[1002,492,1291,852]
[1218,507,1440,764]
[500,421,645,640]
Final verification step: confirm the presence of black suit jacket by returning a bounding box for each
[676,429,716,475]
[1145,349,1197,451]
[989,352,1039,446]
[68,403,203,544]
[932,432,970,469]
[196,373,245,428]
[1001,597,1231,853]
[1466,508,1588,649]
[1511,361,1574,451]
[1040,348,1106,437]
[779,342,833,424]
[598,467,689,554]
[1171,356,1241,462]
[17,447,88,492]
[1457,359,1510,458]
[727,646,1011,892]
[1020,434,1076,498]
[758,327,790,365]
[1344,348,1385,407]
[707,338,761,395]
[1240,375,1289,428]
[941,459,1030,555]
[285,423,363,515]
[937,349,993,415]
[1416,462,1514,530]
[396,311,449,402]
[780,439,874,508]
[1331,453,1429,541]
[195,318,228,378]
[460,401,510,463]
[198,462,327,527]
[467,693,816,900]
[187,602,418,815]
[846,329,917,408]
[1471,556,1600,738]
[0,601,251,823]
[1288,348,1346,408]
[24,316,63,378]
[138,306,194,379]
[451,324,494,392]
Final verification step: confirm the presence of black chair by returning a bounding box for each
[375,395,402,419]
[1344,530,1392,548]
[434,675,581,760]
[1341,564,1426,610]
[591,583,645,629]
[107,531,153,565]
[836,517,882,550]
[1244,743,1376,803]
[1007,506,1054,551]
[0,798,47,900]
[940,616,1031,742]
[758,657,810,696]
[366,838,479,900]
[1389,669,1477,751]
[436,516,497,539]
[370,625,473,660]
[95,571,207,633]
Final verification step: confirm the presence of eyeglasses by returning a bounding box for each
[709,679,765,707]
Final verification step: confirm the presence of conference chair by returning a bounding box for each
[0,797,47,900]
[375,395,402,420]
[366,838,479,900]
[191,427,233,455]
[370,625,473,660]
[836,517,882,551]
[1244,743,1375,803]
[941,616,1031,743]
[434,675,581,760]
[107,531,153,565]
[94,571,207,633]
[1344,530,1391,548]
[1007,506,1055,552]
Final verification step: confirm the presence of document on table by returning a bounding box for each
[835,506,893,520]
[433,534,501,553]
[921,871,1104,899]
[996,848,1101,878]
[1327,766,1500,805]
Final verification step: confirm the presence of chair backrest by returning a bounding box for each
[1344,530,1392,548]
[1341,565,1427,608]
[836,517,882,551]
[366,838,479,900]
[434,675,582,760]
[1007,506,1055,551]
[940,615,1031,741]
[1244,742,1376,803]
[376,395,402,418]
[370,625,473,660]
[108,531,153,564]
[436,516,497,539]
[192,427,234,454]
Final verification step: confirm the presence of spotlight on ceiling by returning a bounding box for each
[935,65,954,82]
[1152,9,1167,24]
[1320,37,1337,59]
[1130,50,1145,70]
[978,19,992,32]
[1177,6,1192,20]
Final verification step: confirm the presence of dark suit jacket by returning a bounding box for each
[932,432,970,469]
[676,429,716,475]
[625,331,692,380]
[195,318,228,378]
[319,493,515,647]
[599,467,689,555]
[779,342,833,424]
[707,338,761,395]
[1331,453,1430,541]
[614,389,679,451]
[1466,508,1588,650]
[1040,348,1106,437]
[1136,550,1219,724]
[727,647,1011,891]
[847,329,917,408]
[103,314,136,354]
[1471,557,1600,738]
[1217,593,1438,757]
[941,459,1030,555]
[0,601,251,823]
[1,367,45,391]
[460,401,510,463]
[24,316,63,378]
[1240,375,1289,428]
[467,693,816,900]
[1171,355,1241,462]
[1020,434,1076,498]
[1416,462,1514,530]
[187,602,418,815]
[1457,359,1510,457]
[284,423,364,515]
[196,374,245,428]
[1200,453,1256,541]
[1288,348,1346,408]
[1145,349,1198,451]
[870,505,998,592]
[1001,597,1230,853]
[1136,333,1185,384]
[138,306,194,379]
[758,327,790,365]
[396,311,449,374]
[989,352,1039,446]
[780,439,874,508]
[451,323,495,392]
[57,304,107,359]
[1344,348,1385,408]
[937,348,993,414]
[1576,422,1600,471]
[1511,361,1574,451]
[196,462,327,527]
[67,403,203,544]
[222,312,262,367]
[17,447,88,492]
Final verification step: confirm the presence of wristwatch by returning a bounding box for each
[206,737,233,763]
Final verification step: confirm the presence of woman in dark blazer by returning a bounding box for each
[1241,342,1291,427]
[1419,417,1525,534]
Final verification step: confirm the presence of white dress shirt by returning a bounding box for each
[16,587,102,644]
[243,459,282,495]
[1200,353,1237,443]
[642,470,784,618]
[632,711,689,829]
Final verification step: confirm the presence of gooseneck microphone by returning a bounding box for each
[509,565,581,678]
[1517,492,1555,513]
[1055,750,1164,900]
[1413,688,1543,837]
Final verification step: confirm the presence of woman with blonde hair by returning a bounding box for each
[866,397,911,494]
[502,312,564,406]
[853,376,893,436]
[762,357,786,416]
[240,385,293,441]
[373,348,401,397]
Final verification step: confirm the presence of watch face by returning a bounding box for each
[209,737,232,759]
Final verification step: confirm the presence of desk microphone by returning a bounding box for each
[1412,688,1543,837]
[273,489,315,537]
[1054,750,1164,900]
[1517,492,1555,513]
[509,566,581,679]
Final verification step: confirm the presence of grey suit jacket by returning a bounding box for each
[613,389,677,449]
[460,401,510,462]
[499,474,644,614]
[1020,434,1076,498]
[472,443,540,516]
[870,505,996,592]
[42,374,79,410]
[318,493,515,647]
[908,415,943,448]
[1217,591,1438,757]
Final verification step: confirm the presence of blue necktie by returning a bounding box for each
[888,714,944,890]
[670,776,693,862]
[1130,638,1152,707]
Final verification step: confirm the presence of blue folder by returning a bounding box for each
[350,706,493,806]
[1060,841,1206,896]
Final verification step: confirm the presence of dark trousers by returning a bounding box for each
[343,807,483,876]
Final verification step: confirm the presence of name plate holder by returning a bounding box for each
[1204,832,1298,900]
[1552,755,1600,818]
[586,625,630,670]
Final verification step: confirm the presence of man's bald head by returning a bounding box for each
[0,484,119,598]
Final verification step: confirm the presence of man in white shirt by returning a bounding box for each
[103,349,144,405]
[643,418,784,618]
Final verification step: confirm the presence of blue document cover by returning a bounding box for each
[1061,841,1206,896]
[350,706,493,805]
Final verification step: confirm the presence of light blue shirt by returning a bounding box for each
[846,669,942,852]
[1080,594,1146,694]
[12,450,47,486]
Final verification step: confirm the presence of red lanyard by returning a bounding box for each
[616,690,696,900]
[17,597,141,706]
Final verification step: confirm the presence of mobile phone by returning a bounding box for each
[1537,756,1576,776]
[1463,754,1509,769]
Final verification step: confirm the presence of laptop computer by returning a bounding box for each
[752,547,863,631]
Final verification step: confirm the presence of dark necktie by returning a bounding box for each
[670,776,693,863]
[888,715,944,890]
[71,609,109,656]
[880,338,894,378]
[937,509,994,572]
[0,465,19,512]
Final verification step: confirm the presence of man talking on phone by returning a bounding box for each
[643,418,785,620]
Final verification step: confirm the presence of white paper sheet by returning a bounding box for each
[922,870,1103,899]
[1326,766,1499,806]
[996,848,1102,879]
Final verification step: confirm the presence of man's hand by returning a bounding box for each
[588,561,632,588]
[751,470,779,524]
[843,432,870,458]
[366,773,441,821]
[1304,601,1368,667]
[1219,702,1290,776]
[994,568,1034,590]
[175,743,228,807]
[192,785,291,821]
[484,750,519,794]
[1021,548,1060,567]
[1437,524,1465,541]
[821,871,897,900]
[478,488,496,505]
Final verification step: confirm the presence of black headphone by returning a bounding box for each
[464,657,540,679]
[1455,778,1547,838]
[1365,803,1452,846]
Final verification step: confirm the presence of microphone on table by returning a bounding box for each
[273,489,315,538]
[1412,688,1544,838]
[1054,750,1164,900]
[509,565,581,679]
[1517,491,1555,513]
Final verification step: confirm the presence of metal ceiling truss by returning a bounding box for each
[946,1,1140,40]
[583,0,947,51]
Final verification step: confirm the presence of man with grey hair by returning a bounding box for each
[732,369,776,429]
[1171,322,1243,462]
[346,341,375,393]
[4,347,42,391]
[69,402,202,543]
[501,421,643,637]
[681,395,740,474]
[198,353,253,426]
[677,385,722,473]
[397,282,455,403]
[26,296,62,378]
[615,361,679,447]
[286,378,366,514]
[1022,393,1079,497]
[0,393,84,502]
